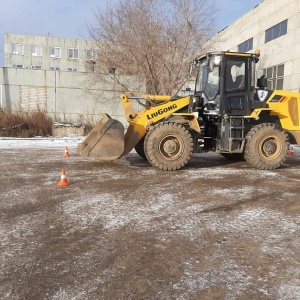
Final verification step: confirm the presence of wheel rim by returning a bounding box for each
[258,134,282,160]
[158,134,184,160]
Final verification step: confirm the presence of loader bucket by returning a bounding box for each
[77,113,125,161]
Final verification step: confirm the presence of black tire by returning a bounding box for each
[220,153,245,161]
[244,123,290,170]
[144,122,194,171]
[134,137,147,159]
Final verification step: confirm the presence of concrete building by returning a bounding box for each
[1,34,145,125]
[206,0,300,92]
[4,33,96,72]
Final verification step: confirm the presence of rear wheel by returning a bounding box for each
[245,123,289,170]
[144,122,194,171]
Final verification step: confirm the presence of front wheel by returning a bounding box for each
[244,123,289,170]
[144,122,194,171]
[134,137,147,159]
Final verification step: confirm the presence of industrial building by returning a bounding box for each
[207,0,300,92]
[0,34,144,124]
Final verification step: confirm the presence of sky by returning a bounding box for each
[0,0,262,67]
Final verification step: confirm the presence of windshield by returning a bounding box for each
[195,57,220,101]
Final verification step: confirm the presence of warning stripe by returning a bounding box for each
[278,96,287,102]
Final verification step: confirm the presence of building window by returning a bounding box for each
[67,68,78,72]
[263,64,284,90]
[12,44,24,55]
[50,67,60,71]
[86,49,95,60]
[31,65,42,69]
[238,38,253,53]
[32,45,42,56]
[50,47,61,58]
[12,64,24,68]
[265,20,287,43]
[68,48,79,59]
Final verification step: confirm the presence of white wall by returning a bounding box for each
[0,67,145,126]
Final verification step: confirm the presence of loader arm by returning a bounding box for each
[78,92,191,160]
[120,93,191,156]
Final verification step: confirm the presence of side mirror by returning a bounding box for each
[257,75,267,89]
[209,55,222,72]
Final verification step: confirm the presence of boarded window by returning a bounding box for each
[20,86,47,111]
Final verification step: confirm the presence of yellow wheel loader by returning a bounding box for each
[78,50,300,170]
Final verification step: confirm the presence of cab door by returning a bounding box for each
[224,57,250,116]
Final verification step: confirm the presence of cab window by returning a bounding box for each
[226,60,246,91]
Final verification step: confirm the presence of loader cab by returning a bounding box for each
[194,51,259,116]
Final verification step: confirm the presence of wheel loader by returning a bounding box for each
[78,50,300,170]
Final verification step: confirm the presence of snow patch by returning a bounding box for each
[0,137,83,149]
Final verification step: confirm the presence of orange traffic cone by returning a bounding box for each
[64,146,70,157]
[289,146,295,157]
[57,169,70,186]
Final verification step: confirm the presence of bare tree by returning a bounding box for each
[88,0,216,95]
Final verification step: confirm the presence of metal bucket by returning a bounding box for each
[77,113,125,161]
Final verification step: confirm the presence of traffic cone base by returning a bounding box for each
[289,146,295,157]
[64,146,70,157]
[57,169,70,186]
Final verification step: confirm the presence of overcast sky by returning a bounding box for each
[0,0,262,66]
